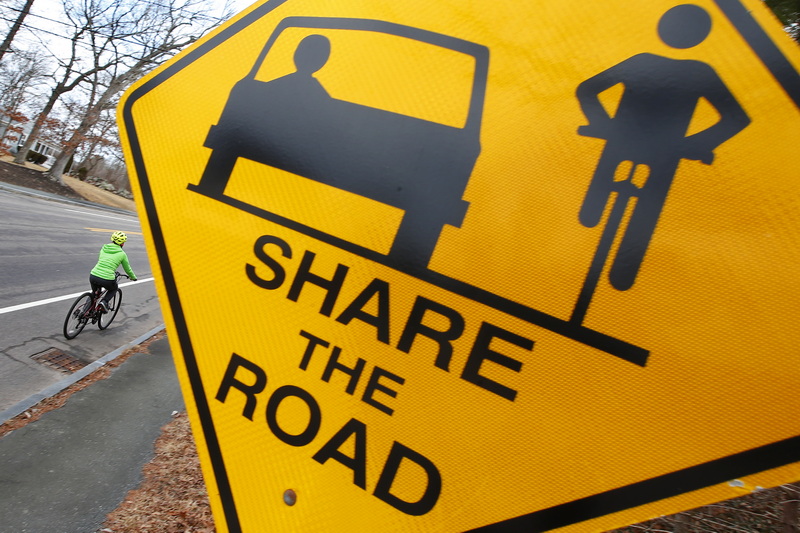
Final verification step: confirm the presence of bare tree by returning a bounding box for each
[20,0,225,182]
[36,0,229,183]
[0,0,36,63]
[0,48,48,151]
[76,106,119,167]
[11,0,139,167]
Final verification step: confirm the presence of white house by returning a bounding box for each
[0,115,61,168]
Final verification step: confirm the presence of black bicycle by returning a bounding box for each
[63,272,129,339]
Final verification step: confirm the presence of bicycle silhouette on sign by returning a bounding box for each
[189,17,489,275]
[571,4,750,324]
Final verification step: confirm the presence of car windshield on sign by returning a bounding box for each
[253,26,477,129]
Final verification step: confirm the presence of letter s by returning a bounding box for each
[246,235,292,290]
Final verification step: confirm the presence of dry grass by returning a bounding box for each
[101,412,216,533]
[0,157,136,212]
[612,483,800,532]
[63,174,137,212]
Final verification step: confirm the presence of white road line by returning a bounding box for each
[0,278,155,315]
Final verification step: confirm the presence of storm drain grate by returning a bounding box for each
[30,348,88,373]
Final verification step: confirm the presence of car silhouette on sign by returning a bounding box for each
[189,16,489,273]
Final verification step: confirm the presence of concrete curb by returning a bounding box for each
[0,324,167,425]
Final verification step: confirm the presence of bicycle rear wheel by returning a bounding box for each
[98,289,122,330]
[64,293,93,339]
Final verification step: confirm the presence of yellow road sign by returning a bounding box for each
[118,0,800,530]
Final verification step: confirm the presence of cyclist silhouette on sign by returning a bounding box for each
[571,4,750,324]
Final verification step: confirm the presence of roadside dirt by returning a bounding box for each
[0,158,137,212]
[64,175,138,212]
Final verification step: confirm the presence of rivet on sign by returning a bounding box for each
[283,489,297,506]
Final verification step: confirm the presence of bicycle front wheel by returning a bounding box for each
[98,289,122,330]
[64,293,93,339]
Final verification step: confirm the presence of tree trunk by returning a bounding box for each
[45,109,97,184]
[12,87,61,167]
[45,77,122,184]
[0,0,36,63]
[46,150,71,182]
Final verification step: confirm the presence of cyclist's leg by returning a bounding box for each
[89,274,117,307]
[609,160,678,291]
[89,274,102,295]
[103,283,119,307]
[579,146,626,229]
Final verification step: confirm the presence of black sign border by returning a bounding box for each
[121,0,800,531]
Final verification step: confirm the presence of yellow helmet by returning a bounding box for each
[111,231,128,245]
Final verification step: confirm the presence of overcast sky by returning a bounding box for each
[12,0,258,58]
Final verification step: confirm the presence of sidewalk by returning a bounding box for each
[0,335,184,533]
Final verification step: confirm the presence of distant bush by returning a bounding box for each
[25,150,47,166]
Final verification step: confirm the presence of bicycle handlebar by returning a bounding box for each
[577,123,714,165]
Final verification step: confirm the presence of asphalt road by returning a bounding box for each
[0,188,164,413]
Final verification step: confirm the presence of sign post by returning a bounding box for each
[119,0,800,531]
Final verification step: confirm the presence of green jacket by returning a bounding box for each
[90,243,136,280]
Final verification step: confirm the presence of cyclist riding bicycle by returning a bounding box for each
[90,231,137,312]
